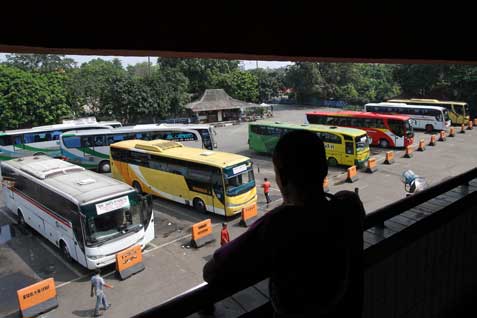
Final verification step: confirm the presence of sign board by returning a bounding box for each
[96,196,130,215]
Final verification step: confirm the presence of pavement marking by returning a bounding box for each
[147,242,158,248]
[36,238,84,278]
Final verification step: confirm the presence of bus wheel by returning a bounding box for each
[193,198,206,212]
[60,241,72,262]
[132,181,143,194]
[379,139,389,148]
[98,161,111,173]
[17,210,26,227]
[327,157,338,167]
[33,152,45,156]
[425,124,434,133]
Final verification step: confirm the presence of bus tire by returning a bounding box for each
[379,139,390,148]
[60,241,72,262]
[425,124,434,133]
[327,157,338,167]
[33,152,45,156]
[193,198,206,213]
[132,181,143,194]
[17,210,26,227]
[98,161,111,173]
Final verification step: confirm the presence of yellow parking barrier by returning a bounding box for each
[191,219,214,248]
[366,157,377,173]
[17,278,58,318]
[404,145,413,158]
[346,165,358,183]
[240,203,258,227]
[116,245,145,280]
[323,176,330,193]
[448,127,455,137]
[438,130,446,142]
[417,139,426,151]
[384,151,394,164]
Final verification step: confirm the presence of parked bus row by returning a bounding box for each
[60,124,217,172]
[0,119,122,160]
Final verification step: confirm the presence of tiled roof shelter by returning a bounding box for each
[184,89,260,112]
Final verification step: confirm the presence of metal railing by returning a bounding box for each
[133,167,477,318]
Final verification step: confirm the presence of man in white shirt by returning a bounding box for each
[90,269,113,317]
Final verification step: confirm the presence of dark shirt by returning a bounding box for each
[204,192,364,317]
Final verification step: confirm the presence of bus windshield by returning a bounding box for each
[443,109,450,121]
[355,134,369,152]
[81,192,143,246]
[223,161,255,196]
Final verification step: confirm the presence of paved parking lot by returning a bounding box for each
[1,105,476,317]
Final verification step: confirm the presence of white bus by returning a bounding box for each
[364,102,451,132]
[60,124,216,173]
[0,120,122,161]
[1,156,154,269]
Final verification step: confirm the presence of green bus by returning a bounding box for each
[248,122,370,167]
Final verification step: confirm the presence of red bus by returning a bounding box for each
[306,111,414,148]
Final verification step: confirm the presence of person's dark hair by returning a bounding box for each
[95,269,101,275]
[264,178,268,181]
[222,222,227,227]
[272,130,328,197]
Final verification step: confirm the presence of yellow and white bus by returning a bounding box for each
[387,98,470,125]
[110,140,257,216]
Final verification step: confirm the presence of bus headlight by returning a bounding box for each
[87,254,105,260]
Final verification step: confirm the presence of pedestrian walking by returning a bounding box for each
[262,178,271,204]
[91,269,113,317]
[220,222,230,246]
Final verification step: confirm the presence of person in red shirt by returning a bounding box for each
[220,223,230,246]
[262,178,271,204]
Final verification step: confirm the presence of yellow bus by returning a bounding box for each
[110,139,257,216]
[387,98,470,125]
[249,122,370,168]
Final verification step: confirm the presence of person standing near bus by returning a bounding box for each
[91,269,113,317]
[262,178,271,204]
[221,222,230,246]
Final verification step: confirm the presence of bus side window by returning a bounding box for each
[63,136,81,148]
[13,135,23,145]
[0,135,12,146]
[94,136,105,147]
[81,136,94,147]
[149,156,167,171]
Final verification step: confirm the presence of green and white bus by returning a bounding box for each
[60,124,216,173]
[248,122,371,167]
[0,120,121,161]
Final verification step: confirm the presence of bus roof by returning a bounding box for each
[387,98,468,106]
[61,124,208,137]
[0,123,116,136]
[306,110,411,121]
[3,156,134,205]
[365,102,447,111]
[250,121,368,136]
[111,139,249,168]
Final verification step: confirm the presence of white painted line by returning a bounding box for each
[143,233,192,255]
[36,239,83,278]
[56,274,89,288]
[147,242,158,248]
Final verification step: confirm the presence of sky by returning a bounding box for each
[0,53,292,70]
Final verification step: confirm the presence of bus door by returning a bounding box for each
[344,140,355,166]
[211,169,225,214]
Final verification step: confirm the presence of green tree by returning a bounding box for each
[65,58,126,116]
[248,68,285,102]
[4,54,76,73]
[157,57,239,96]
[284,62,325,103]
[213,70,259,102]
[0,65,71,129]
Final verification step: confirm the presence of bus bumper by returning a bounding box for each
[355,158,368,168]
